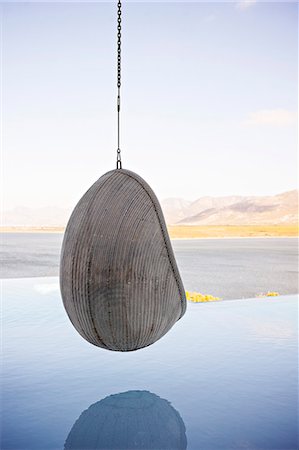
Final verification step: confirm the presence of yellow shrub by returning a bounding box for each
[256,291,280,298]
[186,291,221,303]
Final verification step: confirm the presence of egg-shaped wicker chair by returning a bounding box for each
[60,168,186,351]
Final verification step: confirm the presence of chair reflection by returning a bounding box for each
[64,390,187,450]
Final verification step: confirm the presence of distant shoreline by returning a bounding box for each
[1,225,298,238]
[0,227,65,234]
[168,225,298,239]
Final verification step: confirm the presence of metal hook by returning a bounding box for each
[117,148,122,169]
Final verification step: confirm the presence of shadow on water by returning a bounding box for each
[64,390,187,450]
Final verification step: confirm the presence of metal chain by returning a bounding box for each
[116,0,122,169]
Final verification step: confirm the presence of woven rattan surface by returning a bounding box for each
[60,169,186,351]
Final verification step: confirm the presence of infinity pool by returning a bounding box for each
[2,278,298,450]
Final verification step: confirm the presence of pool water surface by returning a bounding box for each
[2,277,298,450]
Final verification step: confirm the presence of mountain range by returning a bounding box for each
[161,190,298,225]
[2,190,298,227]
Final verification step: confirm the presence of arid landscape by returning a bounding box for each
[168,224,298,239]
[1,225,298,238]
[2,190,298,238]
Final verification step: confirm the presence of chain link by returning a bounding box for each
[116,0,122,169]
[117,0,121,90]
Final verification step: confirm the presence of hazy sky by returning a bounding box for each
[2,1,298,211]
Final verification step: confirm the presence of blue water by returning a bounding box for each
[1,235,298,300]
[2,277,298,450]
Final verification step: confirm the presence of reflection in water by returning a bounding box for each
[64,390,187,450]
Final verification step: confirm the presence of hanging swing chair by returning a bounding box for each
[60,1,186,352]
